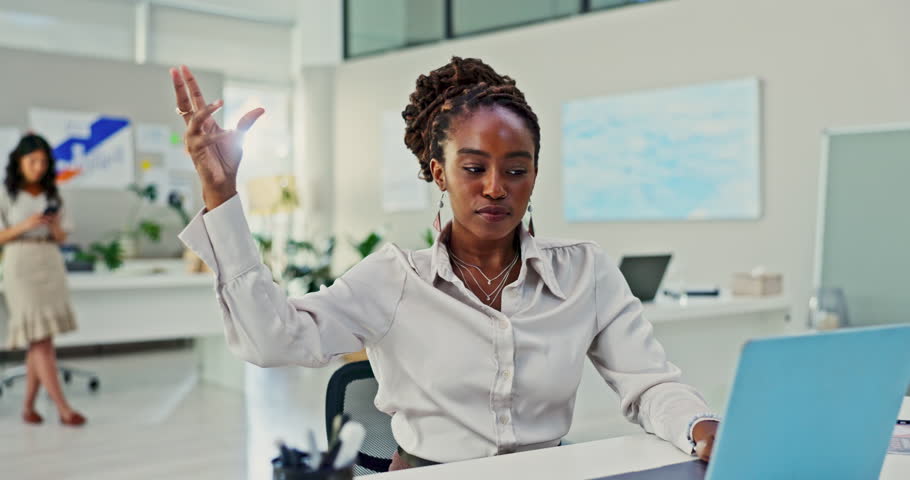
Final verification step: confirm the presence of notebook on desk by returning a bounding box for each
[592,325,910,480]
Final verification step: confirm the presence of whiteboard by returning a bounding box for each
[815,125,910,326]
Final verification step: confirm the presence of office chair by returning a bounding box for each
[325,360,396,475]
[0,357,99,398]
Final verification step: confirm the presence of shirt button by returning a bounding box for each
[502,370,512,380]
[498,319,509,330]
[499,415,510,425]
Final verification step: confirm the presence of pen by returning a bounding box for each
[328,413,351,448]
[306,429,322,470]
[333,422,366,469]
[275,439,294,467]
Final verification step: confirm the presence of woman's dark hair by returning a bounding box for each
[402,56,541,183]
[5,133,61,203]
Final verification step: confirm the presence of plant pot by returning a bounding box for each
[120,232,138,259]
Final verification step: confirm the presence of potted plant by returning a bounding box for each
[122,183,165,258]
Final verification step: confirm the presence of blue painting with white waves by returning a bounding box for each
[562,78,761,222]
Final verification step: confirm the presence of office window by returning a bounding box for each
[224,82,292,181]
[589,0,656,11]
[345,0,445,58]
[452,0,579,36]
[343,0,667,58]
[224,82,293,238]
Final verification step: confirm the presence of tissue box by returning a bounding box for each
[732,273,782,297]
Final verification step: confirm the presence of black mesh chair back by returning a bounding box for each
[325,361,395,475]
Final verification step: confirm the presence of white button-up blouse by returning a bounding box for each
[179,195,713,463]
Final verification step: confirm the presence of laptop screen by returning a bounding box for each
[618,254,672,302]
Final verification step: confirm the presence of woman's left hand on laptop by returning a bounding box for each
[693,420,719,462]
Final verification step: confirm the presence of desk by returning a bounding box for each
[643,294,792,325]
[363,398,910,479]
[0,260,222,349]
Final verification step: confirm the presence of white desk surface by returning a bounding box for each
[363,398,910,479]
[0,259,214,292]
[0,260,221,349]
[643,294,791,324]
[56,270,213,291]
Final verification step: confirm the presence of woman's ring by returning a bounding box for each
[176,106,192,116]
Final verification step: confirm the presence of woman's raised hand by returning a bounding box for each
[170,65,264,210]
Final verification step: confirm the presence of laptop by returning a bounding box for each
[618,254,672,302]
[595,324,910,480]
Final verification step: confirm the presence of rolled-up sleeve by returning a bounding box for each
[178,195,406,368]
[587,246,713,454]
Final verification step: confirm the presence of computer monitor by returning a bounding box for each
[618,254,672,302]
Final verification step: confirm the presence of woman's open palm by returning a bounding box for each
[170,65,264,206]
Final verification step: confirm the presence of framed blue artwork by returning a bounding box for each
[562,78,761,222]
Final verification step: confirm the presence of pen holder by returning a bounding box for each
[271,456,354,480]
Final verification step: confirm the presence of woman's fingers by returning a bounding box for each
[236,108,265,132]
[170,68,193,125]
[180,65,207,111]
[189,130,236,149]
[188,100,224,135]
[695,436,714,462]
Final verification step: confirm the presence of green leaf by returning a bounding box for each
[144,185,158,202]
[283,265,314,279]
[137,220,162,242]
[253,234,272,252]
[352,232,382,259]
[286,240,316,254]
[90,240,123,270]
[74,251,96,263]
[423,228,435,247]
[280,186,298,207]
[127,183,158,202]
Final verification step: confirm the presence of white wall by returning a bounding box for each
[149,5,293,84]
[293,0,343,67]
[0,0,293,84]
[331,0,910,325]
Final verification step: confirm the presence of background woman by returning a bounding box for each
[1,134,85,426]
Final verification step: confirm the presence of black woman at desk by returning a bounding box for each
[170,57,719,471]
[1,134,85,427]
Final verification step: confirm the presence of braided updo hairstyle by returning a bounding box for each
[402,57,540,183]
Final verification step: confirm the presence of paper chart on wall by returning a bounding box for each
[29,108,134,189]
[135,123,171,154]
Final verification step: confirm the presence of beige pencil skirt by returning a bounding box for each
[3,241,77,350]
